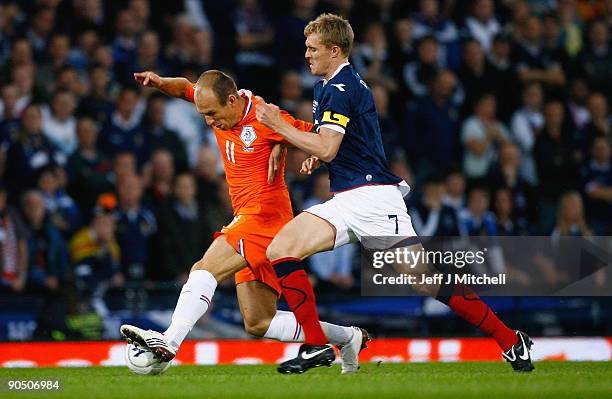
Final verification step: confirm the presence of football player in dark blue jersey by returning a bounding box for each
[257,13,533,375]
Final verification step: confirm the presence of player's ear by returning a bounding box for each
[331,45,341,58]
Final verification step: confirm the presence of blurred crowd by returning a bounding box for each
[0,0,610,314]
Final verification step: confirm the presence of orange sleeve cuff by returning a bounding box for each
[185,83,196,103]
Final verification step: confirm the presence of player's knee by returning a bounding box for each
[266,239,285,262]
[191,258,206,272]
[243,318,270,337]
[190,259,222,280]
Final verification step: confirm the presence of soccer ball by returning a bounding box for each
[125,343,171,375]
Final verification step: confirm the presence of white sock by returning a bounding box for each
[164,270,217,352]
[263,310,354,346]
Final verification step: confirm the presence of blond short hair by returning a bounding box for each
[304,13,354,57]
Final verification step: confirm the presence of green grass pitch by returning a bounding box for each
[1,362,611,399]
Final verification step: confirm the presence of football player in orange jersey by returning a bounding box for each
[120,70,364,373]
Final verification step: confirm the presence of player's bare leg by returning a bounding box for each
[236,280,369,373]
[266,212,340,373]
[121,235,247,362]
[391,244,533,372]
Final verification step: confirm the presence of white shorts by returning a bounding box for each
[305,183,417,249]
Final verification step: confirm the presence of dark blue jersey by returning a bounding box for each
[313,63,401,192]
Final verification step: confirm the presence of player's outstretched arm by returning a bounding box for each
[134,71,193,101]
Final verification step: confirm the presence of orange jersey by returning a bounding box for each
[185,85,313,218]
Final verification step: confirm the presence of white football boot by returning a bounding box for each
[339,326,370,374]
[120,324,176,362]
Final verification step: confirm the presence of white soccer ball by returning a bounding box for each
[125,343,171,375]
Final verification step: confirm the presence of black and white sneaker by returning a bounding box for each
[120,324,176,363]
[277,344,336,374]
[502,330,535,372]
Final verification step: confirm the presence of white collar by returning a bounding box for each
[324,62,350,85]
[237,89,253,123]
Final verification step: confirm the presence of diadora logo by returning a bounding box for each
[332,83,346,92]
[312,100,318,113]
[240,126,257,148]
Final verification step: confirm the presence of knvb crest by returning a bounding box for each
[240,125,257,148]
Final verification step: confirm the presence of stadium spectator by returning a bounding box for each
[487,34,519,122]
[141,94,189,173]
[551,191,593,237]
[457,39,496,118]
[409,177,461,236]
[150,172,213,282]
[462,0,501,52]
[534,100,581,233]
[274,0,319,70]
[4,103,66,202]
[194,146,222,209]
[555,0,583,58]
[565,78,591,133]
[582,92,610,147]
[117,30,169,87]
[66,117,113,222]
[407,69,462,182]
[70,195,123,299]
[109,151,137,187]
[0,184,28,294]
[0,85,21,172]
[114,173,156,281]
[371,84,400,157]
[128,0,151,34]
[461,93,509,179]
[460,186,497,236]
[277,70,304,115]
[411,0,461,69]
[99,87,147,165]
[577,20,612,98]
[487,141,537,231]
[112,8,139,65]
[163,68,208,167]
[55,65,87,98]
[352,21,397,93]
[41,90,78,156]
[37,166,81,236]
[20,189,68,294]
[403,35,442,98]
[442,169,466,213]
[512,15,566,87]
[77,64,115,126]
[68,29,101,73]
[510,81,545,185]
[164,14,197,72]
[38,34,72,97]
[0,83,21,124]
[26,6,56,62]
[580,137,612,235]
[388,18,415,82]
[493,187,527,236]
[234,0,276,98]
[143,149,175,212]
[1,38,33,81]
[304,171,356,291]
[10,63,39,113]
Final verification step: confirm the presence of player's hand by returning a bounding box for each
[255,99,284,130]
[300,156,320,175]
[134,71,162,88]
[268,143,285,184]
